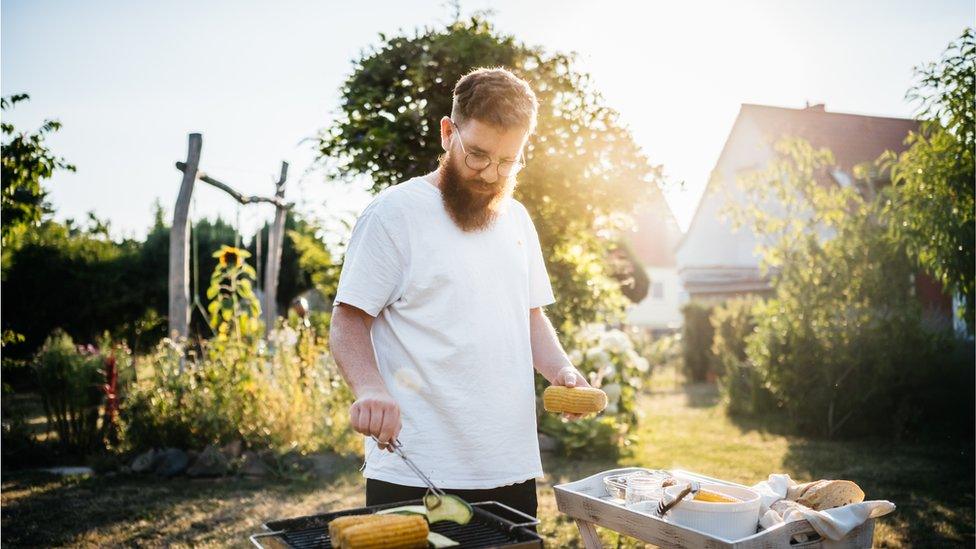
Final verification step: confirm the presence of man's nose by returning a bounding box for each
[478,166,499,184]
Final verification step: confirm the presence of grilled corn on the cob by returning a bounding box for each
[337,514,429,549]
[543,385,608,414]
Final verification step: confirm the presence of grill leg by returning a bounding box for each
[575,519,603,549]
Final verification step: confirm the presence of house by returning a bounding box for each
[622,197,686,332]
[675,102,954,320]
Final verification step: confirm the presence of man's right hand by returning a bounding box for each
[349,388,401,452]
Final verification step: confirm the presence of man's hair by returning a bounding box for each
[451,67,538,133]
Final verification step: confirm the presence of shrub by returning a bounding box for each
[122,323,357,455]
[710,298,775,415]
[724,137,975,438]
[537,323,647,458]
[681,302,715,382]
[31,330,128,454]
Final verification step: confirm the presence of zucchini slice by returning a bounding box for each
[424,494,473,525]
[427,531,460,548]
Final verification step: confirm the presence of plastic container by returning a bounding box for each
[663,483,761,541]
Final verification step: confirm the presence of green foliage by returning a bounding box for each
[315,14,663,334]
[727,137,973,437]
[1,208,340,359]
[246,213,332,314]
[122,325,357,455]
[710,298,773,416]
[206,245,262,341]
[284,216,341,301]
[1,94,76,251]
[1,221,151,360]
[537,324,647,457]
[31,330,130,454]
[877,28,975,330]
[681,302,715,382]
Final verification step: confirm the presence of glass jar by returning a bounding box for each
[625,474,667,513]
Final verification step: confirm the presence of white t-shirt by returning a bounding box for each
[333,176,556,489]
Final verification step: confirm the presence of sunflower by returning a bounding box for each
[213,245,250,267]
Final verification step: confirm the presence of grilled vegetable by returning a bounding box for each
[339,514,429,549]
[693,490,740,503]
[424,494,473,525]
[376,505,427,517]
[543,385,608,414]
[427,531,460,548]
[328,514,387,543]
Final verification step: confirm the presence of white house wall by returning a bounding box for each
[625,266,685,330]
[676,116,774,272]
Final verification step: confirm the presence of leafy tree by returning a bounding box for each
[245,212,335,314]
[728,138,972,437]
[879,28,975,330]
[315,15,664,335]
[286,217,341,302]
[1,94,75,251]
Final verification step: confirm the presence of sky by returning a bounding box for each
[2,0,972,241]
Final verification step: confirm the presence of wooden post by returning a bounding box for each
[174,150,290,342]
[169,133,202,343]
[263,161,289,336]
[575,520,603,549]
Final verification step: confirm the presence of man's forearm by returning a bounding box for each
[329,305,388,397]
[529,307,575,383]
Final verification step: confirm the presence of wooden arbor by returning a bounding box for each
[169,133,293,340]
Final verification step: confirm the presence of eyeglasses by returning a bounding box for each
[449,119,525,178]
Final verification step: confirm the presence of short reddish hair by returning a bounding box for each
[451,67,538,133]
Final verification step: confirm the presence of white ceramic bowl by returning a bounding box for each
[663,483,761,541]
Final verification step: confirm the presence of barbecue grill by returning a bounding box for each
[249,499,543,548]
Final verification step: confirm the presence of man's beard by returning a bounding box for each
[438,151,516,232]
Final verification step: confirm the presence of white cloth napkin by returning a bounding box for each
[751,474,896,541]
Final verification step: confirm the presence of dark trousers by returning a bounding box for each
[365,477,538,524]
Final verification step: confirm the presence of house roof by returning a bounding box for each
[743,103,919,172]
[677,103,919,252]
[624,197,682,268]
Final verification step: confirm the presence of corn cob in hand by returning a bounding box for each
[543,385,608,415]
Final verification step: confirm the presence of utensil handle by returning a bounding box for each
[657,485,693,516]
[372,436,444,496]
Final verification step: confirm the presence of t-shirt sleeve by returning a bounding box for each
[523,207,556,309]
[332,201,408,317]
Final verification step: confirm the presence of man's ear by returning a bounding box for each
[439,116,453,152]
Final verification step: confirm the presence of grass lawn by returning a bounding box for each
[2,383,973,547]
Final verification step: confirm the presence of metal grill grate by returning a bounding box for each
[252,500,543,549]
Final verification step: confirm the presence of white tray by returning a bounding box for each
[553,467,876,549]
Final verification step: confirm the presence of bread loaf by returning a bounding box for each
[770,499,811,521]
[788,479,864,510]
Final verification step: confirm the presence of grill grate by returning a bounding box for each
[253,500,543,549]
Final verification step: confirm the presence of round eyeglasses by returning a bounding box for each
[449,119,525,178]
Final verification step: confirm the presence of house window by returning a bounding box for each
[651,282,664,300]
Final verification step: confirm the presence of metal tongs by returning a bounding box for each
[372,437,447,510]
[656,480,700,517]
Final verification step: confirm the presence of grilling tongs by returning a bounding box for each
[372,436,447,510]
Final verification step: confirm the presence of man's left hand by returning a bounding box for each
[553,365,592,421]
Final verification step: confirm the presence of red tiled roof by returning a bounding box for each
[678,103,919,252]
[743,103,919,172]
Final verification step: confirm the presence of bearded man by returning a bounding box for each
[329,67,589,519]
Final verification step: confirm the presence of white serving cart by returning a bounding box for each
[553,468,876,549]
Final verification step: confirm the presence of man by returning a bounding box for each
[329,67,589,519]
